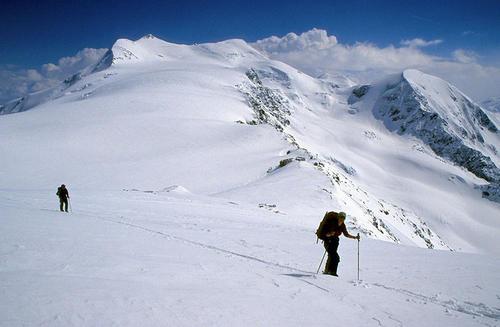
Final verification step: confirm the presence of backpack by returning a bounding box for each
[315,211,339,240]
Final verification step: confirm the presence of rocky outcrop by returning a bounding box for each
[237,68,292,132]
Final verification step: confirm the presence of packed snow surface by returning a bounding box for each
[0,35,499,326]
[1,190,499,327]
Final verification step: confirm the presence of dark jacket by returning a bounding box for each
[325,222,349,239]
[316,211,355,240]
[57,187,69,200]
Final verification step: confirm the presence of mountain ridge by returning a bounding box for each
[0,35,498,254]
[359,69,500,201]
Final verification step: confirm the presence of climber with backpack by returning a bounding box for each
[56,184,70,212]
[316,211,360,276]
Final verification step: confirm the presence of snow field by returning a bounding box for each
[1,189,499,326]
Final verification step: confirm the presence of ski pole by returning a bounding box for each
[316,249,327,274]
[357,233,360,281]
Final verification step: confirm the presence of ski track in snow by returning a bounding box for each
[371,283,500,322]
[104,218,499,326]
[76,209,315,275]
[56,203,500,326]
[1,190,500,326]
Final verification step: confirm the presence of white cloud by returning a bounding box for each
[253,28,338,53]
[42,48,108,79]
[0,48,108,103]
[42,63,59,72]
[400,38,443,48]
[462,30,476,37]
[252,29,500,101]
[26,69,43,81]
[452,49,478,63]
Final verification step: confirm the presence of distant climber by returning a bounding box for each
[316,211,359,276]
[56,184,70,212]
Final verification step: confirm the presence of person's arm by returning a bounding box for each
[342,224,360,239]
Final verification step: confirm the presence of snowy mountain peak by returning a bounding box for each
[110,37,170,63]
[363,69,500,200]
[402,68,440,84]
[141,33,157,40]
[108,35,265,66]
[399,69,497,134]
[0,36,267,115]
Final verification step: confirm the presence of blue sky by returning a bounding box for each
[1,0,499,67]
[1,0,499,103]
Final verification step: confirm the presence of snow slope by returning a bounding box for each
[0,35,499,326]
[1,190,499,327]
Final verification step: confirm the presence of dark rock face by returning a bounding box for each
[478,183,500,202]
[92,49,114,73]
[64,73,82,86]
[0,97,27,115]
[473,105,497,133]
[348,85,370,105]
[238,69,292,131]
[353,85,370,98]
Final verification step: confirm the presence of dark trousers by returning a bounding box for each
[324,237,340,274]
[59,198,68,212]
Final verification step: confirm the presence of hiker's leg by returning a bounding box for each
[327,238,340,274]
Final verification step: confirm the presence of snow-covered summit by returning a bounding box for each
[108,35,266,66]
[349,69,500,201]
[110,36,182,63]
[0,36,266,115]
[141,33,157,40]
[401,69,497,139]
